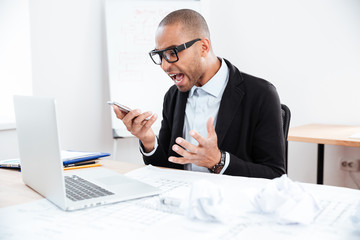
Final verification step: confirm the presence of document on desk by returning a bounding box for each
[1,166,360,240]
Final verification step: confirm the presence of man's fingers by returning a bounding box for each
[144,113,157,128]
[168,156,191,165]
[124,109,142,122]
[113,105,126,119]
[175,137,197,153]
[189,130,207,146]
[169,117,219,169]
[133,111,153,125]
[172,144,195,159]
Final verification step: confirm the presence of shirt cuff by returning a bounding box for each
[139,136,158,156]
[219,152,230,175]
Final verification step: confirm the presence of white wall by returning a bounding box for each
[203,0,360,188]
[0,0,359,188]
[205,0,360,127]
[0,0,32,130]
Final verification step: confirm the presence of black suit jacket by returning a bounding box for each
[142,59,285,179]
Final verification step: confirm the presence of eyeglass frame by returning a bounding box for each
[148,38,202,65]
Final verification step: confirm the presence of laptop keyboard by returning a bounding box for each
[65,175,114,201]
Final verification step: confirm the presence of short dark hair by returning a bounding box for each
[159,9,210,39]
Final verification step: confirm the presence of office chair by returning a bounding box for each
[281,104,291,173]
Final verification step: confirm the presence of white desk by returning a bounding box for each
[1,159,359,239]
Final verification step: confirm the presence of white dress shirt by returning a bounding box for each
[183,58,229,173]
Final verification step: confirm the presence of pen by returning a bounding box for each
[64,161,97,167]
[64,163,102,171]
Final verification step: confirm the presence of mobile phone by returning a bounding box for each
[107,101,132,113]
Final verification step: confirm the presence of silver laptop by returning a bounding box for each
[14,95,160,211]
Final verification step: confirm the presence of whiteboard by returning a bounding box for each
[105,0,201,137]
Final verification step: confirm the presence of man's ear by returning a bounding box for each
[199,38,211,57]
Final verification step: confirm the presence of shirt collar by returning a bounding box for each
[189,58,229,98]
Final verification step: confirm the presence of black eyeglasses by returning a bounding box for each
[149,38,201,65]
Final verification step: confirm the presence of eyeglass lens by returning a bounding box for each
[150,52,162,65]
[151,49,178,65]
[164,49,179,63]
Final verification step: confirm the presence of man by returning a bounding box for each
[113,9,285,178]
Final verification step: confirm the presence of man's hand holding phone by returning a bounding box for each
[108,101,157,152]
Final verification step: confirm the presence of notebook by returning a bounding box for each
[13,95,161,211]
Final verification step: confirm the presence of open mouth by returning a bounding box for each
[169,73,185,84]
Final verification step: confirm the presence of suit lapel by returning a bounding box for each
[170,90,188,170]
[172,90,188,141]
[216,60,245,147]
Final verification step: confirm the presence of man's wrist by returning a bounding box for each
[143,142,155,153]
[210,150,226,174]
[141,134,156,153]
[140,136,158,156]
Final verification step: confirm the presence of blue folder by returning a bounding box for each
[62,151,111,165]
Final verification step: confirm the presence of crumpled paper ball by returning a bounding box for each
[185,180,227,222]
[253,174,320,224]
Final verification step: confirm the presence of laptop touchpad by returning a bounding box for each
[96,175,132,185]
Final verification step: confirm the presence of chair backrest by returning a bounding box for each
[281,104,291,173]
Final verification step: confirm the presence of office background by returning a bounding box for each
[1,0,359,188]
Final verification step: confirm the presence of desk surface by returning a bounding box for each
[288,124,360,147]
[1,159,359,239]
[0,159,141,208]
